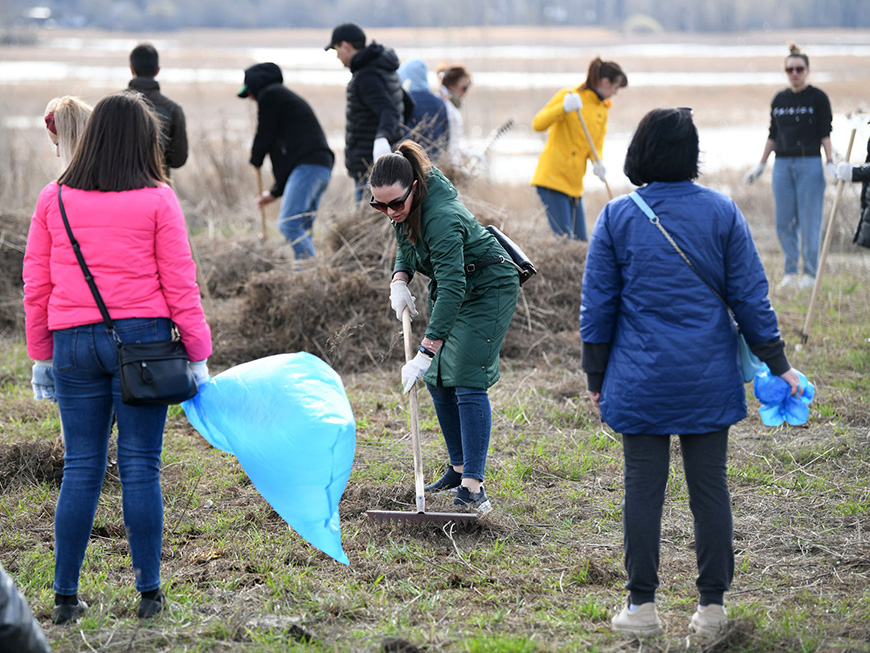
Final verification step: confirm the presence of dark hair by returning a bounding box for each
[130,43,159,77]
[582,57,628,91]
[786,42,809,68]
[58,92,168,191]
[623,108,699,186]
[369,140,431,244]
[438,65,470,89]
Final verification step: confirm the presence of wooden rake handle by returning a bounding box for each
[402,307,426,513]
[800,128,856,343]
[576,109,613,200]
[255,167,267,241]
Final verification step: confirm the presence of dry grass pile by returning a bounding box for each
[201,193,589,373]
[0,212,28,338]
[0,440,64,491]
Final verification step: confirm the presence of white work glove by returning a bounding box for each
[401,351,432,393]
[825,161,837,181]
[189,360,210,388]
[372,137,391,162]
[389,280,418,321]
[592,161,606,181]
[835,162,853,182]
[31,359,56,402]
[743,162,766,185]
[562,92,582,114]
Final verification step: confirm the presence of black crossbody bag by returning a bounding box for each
[57,185,197,405]
[463,225,537,285]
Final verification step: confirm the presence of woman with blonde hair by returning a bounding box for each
[531,57,627,241]
[44,96,92,169]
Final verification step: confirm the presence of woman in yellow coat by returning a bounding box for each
[531,58,627,241]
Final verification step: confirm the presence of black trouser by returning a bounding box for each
[621,428,734,606]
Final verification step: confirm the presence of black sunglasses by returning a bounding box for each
[785,66,806,74]
[370,185,413,213]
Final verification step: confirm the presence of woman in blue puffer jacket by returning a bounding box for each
[580,108,802,639]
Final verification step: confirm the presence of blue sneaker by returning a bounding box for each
[453,486,492,514]
[425,466,463,492]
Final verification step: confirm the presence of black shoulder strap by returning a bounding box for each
[57,185,116,331]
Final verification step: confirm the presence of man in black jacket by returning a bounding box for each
[128,43,188,175]
[325,23,409,200]
[239,62,334,259]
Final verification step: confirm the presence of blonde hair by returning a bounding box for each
[786,42,810,68]
[44,96,93,169]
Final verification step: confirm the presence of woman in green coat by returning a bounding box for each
[370,140,519,514]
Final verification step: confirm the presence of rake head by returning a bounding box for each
[365,509,478,525]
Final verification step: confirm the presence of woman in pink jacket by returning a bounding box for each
[23,92,211,625]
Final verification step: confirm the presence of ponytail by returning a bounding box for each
[581,57,628,92]
[786,42,810,68]
[370,140,431,244]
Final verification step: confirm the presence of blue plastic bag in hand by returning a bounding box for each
[753,365,815,427]
[182,353,356,565]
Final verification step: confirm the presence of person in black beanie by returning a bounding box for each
[239,63,334,259]
[128,43,188,175]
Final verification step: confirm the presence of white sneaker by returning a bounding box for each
[611,600,664,637]
[777,274,796,289]
[690,603,727,637]
[799,274,816,289]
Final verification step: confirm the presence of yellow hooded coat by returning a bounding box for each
[530,86,609,198]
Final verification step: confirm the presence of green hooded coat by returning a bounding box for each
[393,168,519,388]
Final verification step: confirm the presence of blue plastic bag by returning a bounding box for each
[182,353,356,565]
[752,365,815,427]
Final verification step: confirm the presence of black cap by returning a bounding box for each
[325,23,365,51]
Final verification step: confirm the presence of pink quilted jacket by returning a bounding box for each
[23,182,212,361]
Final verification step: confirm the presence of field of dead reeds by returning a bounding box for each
[1,26,870,652]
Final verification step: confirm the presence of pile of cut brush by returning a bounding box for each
[199,201,588,375]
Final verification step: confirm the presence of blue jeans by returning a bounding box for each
[52,318,170,595]
[425,384,492,481]
[621,429,733,607]
[772,156,826,277]
[278,164,331,259]
[536,186,587,241]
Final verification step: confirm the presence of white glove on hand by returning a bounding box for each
[592,161,607,181]
[743,162,766,185]
[189,360,210,387]
[372,137,391,162]
[401,351,432,393]
[562,92,582,114]
[31,359,56,402]
[835,162,853,182]
[825,161,837,181]
[389,280,418,321]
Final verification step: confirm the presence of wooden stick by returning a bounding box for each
[576,109,613,199]
[800,128,856,343]
[255,167,267,241]
[402,307,426,514]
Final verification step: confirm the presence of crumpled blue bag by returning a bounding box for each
[753,365,815,427]
[182,353,356,565]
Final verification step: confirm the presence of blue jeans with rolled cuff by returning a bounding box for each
[52,317,170,595]
[536,185,587,241]
[772,156,826,277]
[425,384,492,481]
[277,163,331,259]
[621,428,733,607]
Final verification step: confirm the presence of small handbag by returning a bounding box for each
[463,225,538,285]
[57,185,197,405]
[628,191,764,383]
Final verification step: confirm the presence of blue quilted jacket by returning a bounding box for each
[580,181,781,435]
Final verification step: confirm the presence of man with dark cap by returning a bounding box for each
[325,23,410,200]
[238,62,334,259]
[128,42,188,174]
